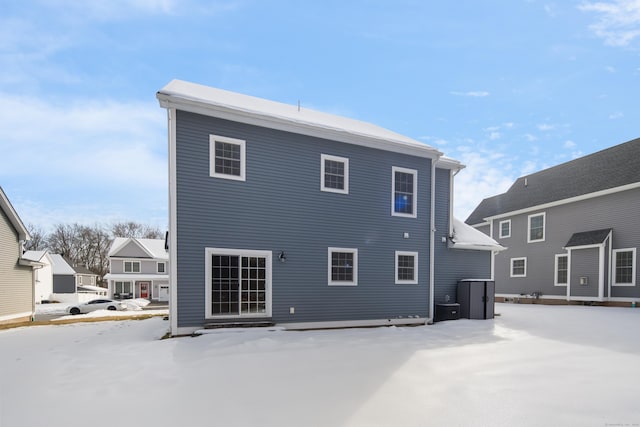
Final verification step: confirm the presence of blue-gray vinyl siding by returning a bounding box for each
[569,248,599,298]
[433,168,491,304]
[490,187,640,299]
[175,111,434,328]
[53,275,75,293]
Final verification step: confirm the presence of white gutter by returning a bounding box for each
[429,158,437,324]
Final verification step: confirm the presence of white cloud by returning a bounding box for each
[453,150,517,221]
[0,94,167,229]
[579,0,640,46]
[564,140,577,148]
[489,132,501,140]
[450,91,490,97]
[537,123,555,131]
[609,111,624,118]
[523,133,538,141]
[605,65,616,72]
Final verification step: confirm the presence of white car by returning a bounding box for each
[66,299,128,315]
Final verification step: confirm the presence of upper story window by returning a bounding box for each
[321,154,349,194]
[210,135,246,181]
[554,254,568,286]
[392,166,417,218]
[510,257,526,278]
[157,262,166,274]
[328,247,358,286]
[395,251,418,284]
[499,220,511,239]
[528,212,546,243]
[613,248,636,286]
[124,260,141,273]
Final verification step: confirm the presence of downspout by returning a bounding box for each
[429,156,441,324]
[167,107,178,336]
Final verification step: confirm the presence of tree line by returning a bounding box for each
[25,221,165,282]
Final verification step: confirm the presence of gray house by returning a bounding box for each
[157,80,502,335]
[50,254,77,294]
[466,138,640,305]
[0,186,38,324]
[103,237,170,302]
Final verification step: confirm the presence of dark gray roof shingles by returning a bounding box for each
[466,138,640,225]
[565,229,612,247]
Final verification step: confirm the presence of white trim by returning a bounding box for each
[527,212,545,243]
[123,260,141,273]
[168,107,178,335]
[482,181,640,223]
[499,219,511,239]
[391,166,418,218]
[204,248,273,319]
[282,317,426,330]
[554,253,569,286]
[209,134,246,181]
[496,293,609,302]
[510,257,527,278]
[613,248,636,286]
[156,84,442,161]
[395,251,419,284]
[320,154,349,194]
[327,247,358,286]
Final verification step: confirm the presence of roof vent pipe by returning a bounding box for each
[524,177,528,187]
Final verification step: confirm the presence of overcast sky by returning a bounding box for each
[1,0,639,231]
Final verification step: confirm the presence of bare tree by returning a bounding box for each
[111,221,163,239]
[24,223,47,251]
[46,223,80,260]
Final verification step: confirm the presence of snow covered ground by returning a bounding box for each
[1,303,639,427]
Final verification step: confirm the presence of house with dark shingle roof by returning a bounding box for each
[466,137,640,304]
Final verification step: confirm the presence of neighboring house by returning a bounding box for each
[50,254,77,294]
[157,79,502,335]
[466,137,640,305]
[0,186,39,324]
[72,265,99,288]
[22,250,54,303]
[103,237,170,302]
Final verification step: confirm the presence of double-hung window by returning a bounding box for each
[395,251,418,284]
[328,248,358,286]
[613,248,636,286]
[124,260,140,273]
[321,154,349,194]
[157,262,166,274]
[511,257,527,277]
[528,212,545,243]
[554,254,568,286]
[210,135,246,181]
[499,220,511,239]
[392,167,417,218]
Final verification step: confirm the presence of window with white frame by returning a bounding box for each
[392,166,417,218]
[157,262,166,273]
[395,251,418,284]
[124,260,140,273]
[613,248,636,286]
[114,281,132,296]
[328,248,358,286]
[554,254,568,286]
[528,212,545,243]
[321,154,349,194]
[210,135,246,181]
[499,219,511,239]
[511,257,527,277]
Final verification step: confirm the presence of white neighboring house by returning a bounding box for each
[22,250,54,303]
[104,237,169,302]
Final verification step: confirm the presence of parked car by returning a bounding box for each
[66,299,128,315]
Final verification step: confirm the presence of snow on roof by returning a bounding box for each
[450,217,505,252]
[49,254,76,275]
[109,237,168,259]
[157,79,446,159]
[21,250,48,262]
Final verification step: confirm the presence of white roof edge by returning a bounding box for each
[482,181,640,222]
[451,217,506,252]
[157,80,446,160]
[437,156,465,171]
[0,187,30,241]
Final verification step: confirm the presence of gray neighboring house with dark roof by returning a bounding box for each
[466,137,640,304]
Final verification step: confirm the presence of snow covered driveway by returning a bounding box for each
[1,304,639,427]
